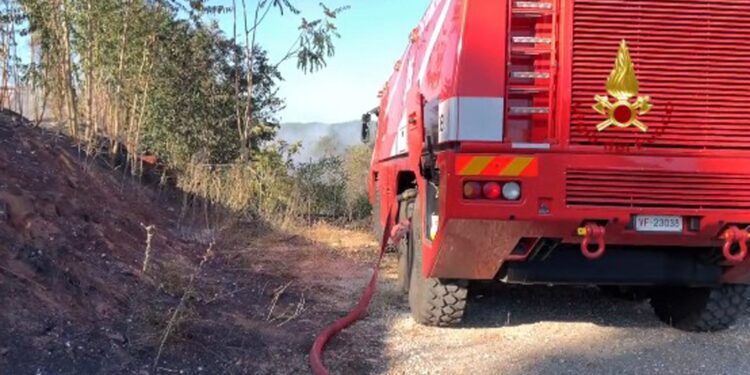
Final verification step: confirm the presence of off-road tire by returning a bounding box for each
[650,284,750,332]
[396,198,414,294]
[407,200,468,326]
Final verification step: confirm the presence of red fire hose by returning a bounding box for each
[310,207,402,375]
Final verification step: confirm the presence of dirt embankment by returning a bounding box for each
[0,113,381,374]
[0,112,206,373]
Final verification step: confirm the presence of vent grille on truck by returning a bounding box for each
[566,169,750,210]
[569,0,750,151]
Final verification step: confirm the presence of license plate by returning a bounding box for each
[634,215,683,233]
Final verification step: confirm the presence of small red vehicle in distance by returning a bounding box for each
[362,0,750,332]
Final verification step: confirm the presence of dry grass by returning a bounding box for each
[140,223,156,273]
[177,163,256,214]
[176,162,307,229]
[301,221,378,255]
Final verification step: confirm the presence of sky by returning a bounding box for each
[210,0,431,124]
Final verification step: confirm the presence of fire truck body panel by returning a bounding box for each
[434,151,750,284]
[369,0,750,288]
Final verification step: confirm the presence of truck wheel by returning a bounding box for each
[396,198,414,294]
[650,285,750,332]
[408,200,468,326]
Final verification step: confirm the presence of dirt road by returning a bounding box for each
[323,248,750,375]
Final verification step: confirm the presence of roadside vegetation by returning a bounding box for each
[0,3,376,371]
[0,0,369,227]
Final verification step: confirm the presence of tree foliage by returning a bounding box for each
[8,0,346,169]
[0,1,365,225]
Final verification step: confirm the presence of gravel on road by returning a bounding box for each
[327,255,750,375]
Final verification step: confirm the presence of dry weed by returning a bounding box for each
[266,281,306,327]
[266,281,292,321]
[276,293,306,327]
[128,300,199,354]
[140,223,156,273]
[153,242,215,371]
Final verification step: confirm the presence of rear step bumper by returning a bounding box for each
[499,245,721,287]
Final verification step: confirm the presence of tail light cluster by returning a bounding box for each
[463,181,522,201]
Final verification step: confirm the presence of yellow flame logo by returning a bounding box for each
[593,40,652,132]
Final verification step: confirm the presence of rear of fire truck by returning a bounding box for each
[366,0,750,332]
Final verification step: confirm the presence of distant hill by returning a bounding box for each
[277,120,362,161]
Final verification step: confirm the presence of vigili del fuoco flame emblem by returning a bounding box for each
[593,40,652,132]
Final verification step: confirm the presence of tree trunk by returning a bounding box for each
[57,0,79,139]
[85,0,95,148]
[111,2,131,158]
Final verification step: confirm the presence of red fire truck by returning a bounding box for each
[363,0,750,332]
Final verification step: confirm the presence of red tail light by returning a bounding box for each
[482,182,502,200]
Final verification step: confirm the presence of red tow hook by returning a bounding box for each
[578,224,607,260]
[722,226,749,264]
